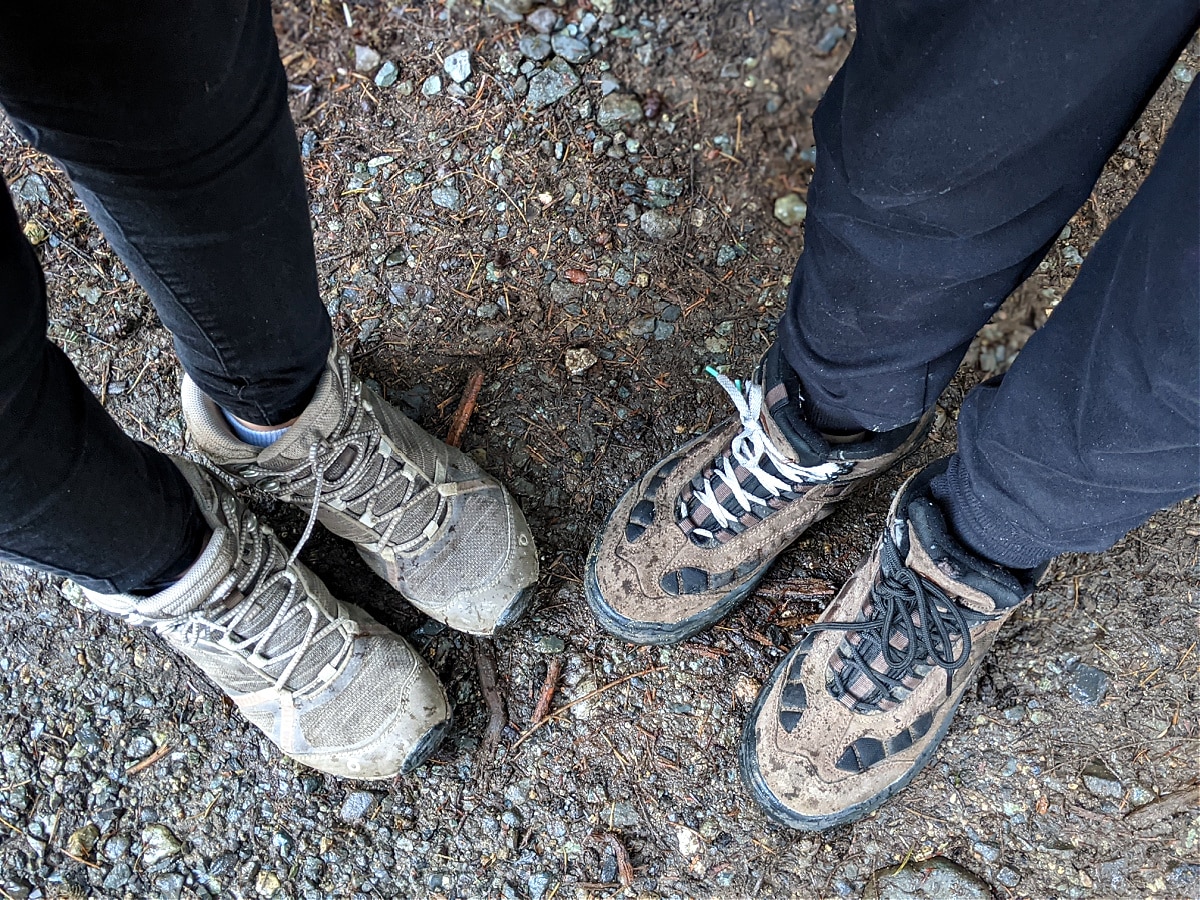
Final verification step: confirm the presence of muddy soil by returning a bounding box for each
[1,2,1197,898]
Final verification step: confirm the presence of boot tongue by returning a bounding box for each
[758,344,830,467]
[904,497,1028,613]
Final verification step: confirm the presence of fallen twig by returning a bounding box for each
[1124,782,1199,829]
[446,368,485,449]
[511,667,664,751]
[531,657,563,725]
[475,641,507,761]
[125,742,172,775]
[606,832,634,887]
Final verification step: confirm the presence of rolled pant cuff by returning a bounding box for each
[930,455,1053,571]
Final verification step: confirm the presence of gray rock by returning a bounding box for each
[1080,758,1123,799]
[863,856,993,900]
[103,833,131,861]
[374,61,398,87]
[431,180,462,211]
[103,863,133,892]
[653,321,674,341]
[1062,244,1084,266]
[444,50,472,84]
[141,823,183,866]
[354,45,381,72]
[815,26,847,55]
[1173,65,1195,84]
[565,347,598,375]
[519,35,553,61]
[525,58,581,110]
[609,800,638,827]
[1067,662,1109,706]
[153,873,185,900]
[125,730,156,759]
[421,74,443,96]
[526,7,559,33]
[551,33,592,64]
[536,636,565,653]
[640,209,679,240]
[630,318,657,336]
[14,174,49,206]
[716,245,738,266]
[645,176,683,208]
[597,94,644,131]
[486,0,532,23]
[340,791,378,822]
[774,193,808,226]
[996,868,1020,888]
[528,872,552,900]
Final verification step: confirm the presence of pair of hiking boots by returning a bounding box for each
[88,340,1036,829]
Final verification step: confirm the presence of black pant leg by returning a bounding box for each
[932,84,1200,569]
[0,0,330,424]
[0,185,207,594]
[776,0,1199,431]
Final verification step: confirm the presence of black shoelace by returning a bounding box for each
[811,534,984,709]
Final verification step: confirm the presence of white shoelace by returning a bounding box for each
[679,367,843,538]
[240,355,437,566]
[166,506,356,694]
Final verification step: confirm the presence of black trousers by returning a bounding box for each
[0,2,330,592]
[779,0,1200,568]
[0,2,1197,591]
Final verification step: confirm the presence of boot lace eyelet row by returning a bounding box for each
[677,367,844,541]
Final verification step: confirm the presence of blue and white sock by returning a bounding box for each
[221,410,290,448]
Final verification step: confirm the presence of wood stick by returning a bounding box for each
[446,368,485,448]
[511,667,663,751]
[531,657,563,724]
[125,743,171,775]
[475,641,507,760]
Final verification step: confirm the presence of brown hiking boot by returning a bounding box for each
[584,344,931,644]
[740,459,1043,829]
[183,341,539,637]
[84,458,451,780]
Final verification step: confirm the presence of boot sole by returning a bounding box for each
[399,712,453,776]
[738,643,963,830]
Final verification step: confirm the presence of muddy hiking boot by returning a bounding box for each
[740,459,1043,830]
[84,458,451,780]
[585,343,931,644]
[183,341,539,636]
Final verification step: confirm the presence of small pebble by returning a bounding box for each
[340,791,378,823]
[774,193,808,226]
[354,45,381,72]
[640,209,679,240]
[374,61,399,87]
[444,50,472,84]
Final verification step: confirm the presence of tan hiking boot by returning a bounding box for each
[182,342,539,636]
[83,458,450,779]
[740,459,1042,829]
[584,344,931,644]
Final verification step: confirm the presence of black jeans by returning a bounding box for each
[0,1,1197,591]
[0,2,329,592]
[778,0,1200,568]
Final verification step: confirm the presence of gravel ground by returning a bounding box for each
[1,3,1197,898]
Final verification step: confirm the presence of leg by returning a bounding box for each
[778,0,1199,431]
[933,82,1200,568]
[0,182,207,593]
[0,0,330,424]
